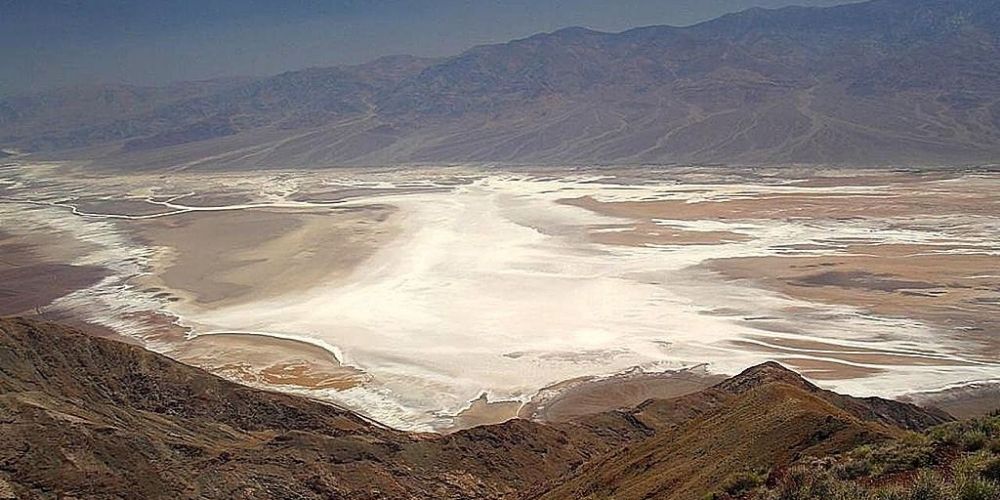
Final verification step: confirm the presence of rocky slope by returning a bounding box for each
[0,317,648,499]
[2,0,999,168]
[0,317,954,499]
[534,363,951,499]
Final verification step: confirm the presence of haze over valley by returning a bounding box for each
[1,1,999,498]
[3,0,1000,167]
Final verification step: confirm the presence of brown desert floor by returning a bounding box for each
[70,198,179,216]
[560,174,998,222]
[765,357,884,380]
[170,333,366,391]
[0,230,106,316]
[707,247,1000,359]
[167,193,258,206]
[727,334,985,380]
[559,171,999,417]
[450,394,526,431]
[128,205,397,307]
[586,221,750,246]
[449,368,726,431]
[901,383,1000,419]
[519,367,726,423]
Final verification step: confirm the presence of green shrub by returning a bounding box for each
[876,444,936,475]
[722,470,767,496]
[752,415,1000,500]
[827,481,873,500]
[829,439,936,479]
[766,467,836,500]
[906,470,950,500]
[832,457,872,480]
[953,452,991,479]
[928,416,1000,450]
[962,430,989,452]
[929,423,964,447]
[982,456,1000,482]
[987,438,1000,455]
[871,486,906,500]
[899,432,931,448]
[953,475,1000,500]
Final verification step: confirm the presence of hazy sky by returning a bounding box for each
[1,0,857,95]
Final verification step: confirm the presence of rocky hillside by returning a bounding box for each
[709,411,1000,499]
[533,362,957,499]
[2,0,999,168]
[0,317,649,499]
[0,317,956,499]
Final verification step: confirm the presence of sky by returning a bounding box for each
[0,0,857,95]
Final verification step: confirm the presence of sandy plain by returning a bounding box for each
[131,205,396,307]
[0,163,997,430]
[563,173,999,374]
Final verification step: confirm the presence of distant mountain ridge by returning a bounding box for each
[2,0,999,168]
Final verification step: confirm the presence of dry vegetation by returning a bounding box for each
[709,412,1000,499]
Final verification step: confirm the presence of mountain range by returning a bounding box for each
[2,0,999,169]
[0,316,972,499]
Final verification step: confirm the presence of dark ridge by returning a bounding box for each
[0,317,958,499]
[711,360,953,431]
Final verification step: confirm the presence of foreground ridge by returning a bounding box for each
[0,317,956,499]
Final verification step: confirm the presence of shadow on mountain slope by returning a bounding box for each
[0,317,953,499]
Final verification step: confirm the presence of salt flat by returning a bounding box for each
[1,163,997,430]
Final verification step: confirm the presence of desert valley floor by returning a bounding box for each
[1,162,998,431]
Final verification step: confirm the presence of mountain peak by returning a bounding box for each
[550,26,604,37]
[714,361,819,395]
[516,25,607,44]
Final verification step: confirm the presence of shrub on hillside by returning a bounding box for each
[747,416,1000,500]
[953,475,1000,500]
[906,470,950,500]
[929,416,1000,452]
[982,456,1000,482]
[720,469,767,497]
